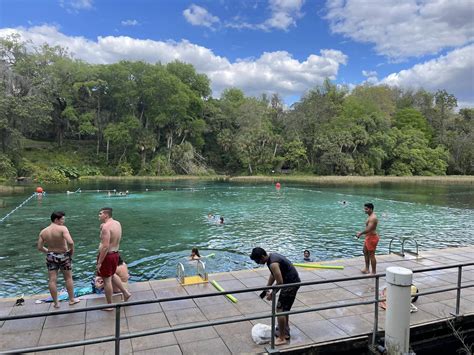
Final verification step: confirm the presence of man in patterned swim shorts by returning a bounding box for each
[37,211,80,308]
[356,203,380,274]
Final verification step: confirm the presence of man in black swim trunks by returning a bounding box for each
[250,247,300,346]
[37,211,80,308]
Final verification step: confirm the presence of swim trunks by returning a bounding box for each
[97,251,119,278]
[277,286,299,312]
[46,251,72,271]
[364,233,380,252]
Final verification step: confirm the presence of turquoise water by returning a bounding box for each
[0,180,473,297]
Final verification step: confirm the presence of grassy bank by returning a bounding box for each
[81,174,474,185]
[229,175,474,185]
[79,175,228,182]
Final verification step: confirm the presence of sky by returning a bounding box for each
[0,0,473,107]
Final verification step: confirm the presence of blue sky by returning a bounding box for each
[1,0,473,106]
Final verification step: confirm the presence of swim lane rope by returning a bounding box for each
[0,193,36,223]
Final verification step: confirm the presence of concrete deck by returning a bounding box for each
[1,246,473,354]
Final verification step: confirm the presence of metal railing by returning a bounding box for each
[1,262,473,354]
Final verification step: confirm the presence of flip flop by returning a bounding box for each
[69,299,81,306]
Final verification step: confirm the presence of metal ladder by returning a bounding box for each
[176,260,208,285]
[389,236,419,257]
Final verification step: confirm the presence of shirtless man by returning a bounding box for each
[356,203,379,274]
[37,211,80,308]
[96,207,131,309]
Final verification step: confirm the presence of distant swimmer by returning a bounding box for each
[356,203,379,275]
[338,200,349,206]
[219,216,224,224]
[189,247,201,260]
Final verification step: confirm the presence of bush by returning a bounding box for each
[0,154,17,179]
[151,155,174,176]
[116,162,134,176]
[34,169,69,184]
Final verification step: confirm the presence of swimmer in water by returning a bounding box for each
[189,247,201,260]
[219,216,224,224]
[303,250,312,262]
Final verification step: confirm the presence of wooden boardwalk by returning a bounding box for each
[1,246,473,354]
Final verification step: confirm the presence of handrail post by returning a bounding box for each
[455,266,462,316]
[372,275,379,345]
[270,288,276,350]
[115,305,121,355]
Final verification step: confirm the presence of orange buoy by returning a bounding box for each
[36,187,43,193]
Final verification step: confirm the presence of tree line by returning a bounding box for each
[0,35,473,182]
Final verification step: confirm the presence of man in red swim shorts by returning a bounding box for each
[356,203,379,274]
[97,207,131,309]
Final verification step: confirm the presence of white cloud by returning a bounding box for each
[121,19,139,27]
[381,44,474,104]
[361,70,378,84]
[0,25,347,99]
[59,0,93,11]
[362,70,377,77]
[227,0,305,31]
[325,0,474,60]
[183,4,220,29]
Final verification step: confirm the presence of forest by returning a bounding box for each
[1,35,473,183]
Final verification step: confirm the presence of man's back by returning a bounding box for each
[267,253,300,284]
[104,219,122,251]
[40,224,68,253]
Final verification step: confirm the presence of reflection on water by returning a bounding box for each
[0,180,473,297]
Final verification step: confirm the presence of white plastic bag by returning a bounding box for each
[251,323,272,345]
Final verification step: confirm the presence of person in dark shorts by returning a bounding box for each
[38,211,80,308]
[250,247,300,345]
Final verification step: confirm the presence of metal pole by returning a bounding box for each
[385,266,413,355]
[372,275,379,345]
[115,306,121,355]
[270,289,276,350]
[455,266,462,316]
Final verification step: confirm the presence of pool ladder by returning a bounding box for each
[389,237,419,257]
[176,260,208,285]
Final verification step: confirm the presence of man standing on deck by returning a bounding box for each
[356,203,379,274]
[250,247,300,346]
[96,207,131,309]
[37,211,80,308]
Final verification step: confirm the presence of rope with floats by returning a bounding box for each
[0,192,37,223]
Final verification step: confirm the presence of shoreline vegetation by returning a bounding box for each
[1,38,473,185]
[1,175,473,194]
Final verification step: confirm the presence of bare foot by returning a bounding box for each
[101,307,114,312]
[275,337,288,346]
[53,303,60,309]
[123,292,132,302]
[361,269,370,274]
[69,299,81,306]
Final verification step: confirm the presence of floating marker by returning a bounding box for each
[210,280,238,303]
[293,263,344,270]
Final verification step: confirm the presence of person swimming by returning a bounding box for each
[189,247,201,260]
[219,216,224,224]
[303,250,312,262]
